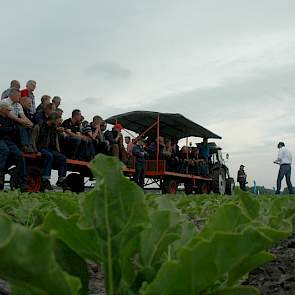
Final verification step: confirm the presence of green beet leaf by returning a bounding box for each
[0,215,81,295]
[141,228,272,295]
[79,155,149,294]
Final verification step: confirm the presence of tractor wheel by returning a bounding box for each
[198,182,211,194]
[26,166,42,192]
[212,169,226,195]
[66,173,85,193]
[225,177,235,195]
[184,183,193,195]
[162,179,178,194]
[10,166,42,192]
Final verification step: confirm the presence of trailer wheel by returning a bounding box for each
[198,182,211,194]
[66,173,85,193]
[225,177,235,195]
[212,169,226,195]
[184,183,193,195]
[162,179,178,194]
[27,166,42,192]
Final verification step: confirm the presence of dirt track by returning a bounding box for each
[247,232,295,295]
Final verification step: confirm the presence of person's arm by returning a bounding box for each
[274,150,282,164]
[8,111,33,128]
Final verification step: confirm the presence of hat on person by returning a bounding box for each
[240,164,245,168]
[0,101,12,110]
[114,123,123,131]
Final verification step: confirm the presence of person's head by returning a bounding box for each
[100,121,107,131]
[9,89,20,103]
[72,109,82,123]
[21,96,32,110]
[158,136,164,145]
[10,80,20,91]
[203,138,208,144]
[165,138,171,148]
[137,136,144,145]
[43,103,53,116]
[125,136,131,144]
[46,112,60,127]
[55,108,63,117]
[52,96,61,108]
[26,80,36,92]
[113,123,123,133]
[0,101,12,117]
[240,164,245,170]
[278,142,285,149]
[41,95,51,105]
[93,115,103,124]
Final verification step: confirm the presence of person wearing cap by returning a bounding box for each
[0,101,27,192]
[104,123,124,158]
[237,164,247,191]
[274,142,294,195]
[20,80,37,113]
[1,80,21,100]
[32,112,69,191]
[132,137,146,188]
[35,95,51,113]
[52,96,61,110]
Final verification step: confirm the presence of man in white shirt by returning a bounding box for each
[274,142,293,194]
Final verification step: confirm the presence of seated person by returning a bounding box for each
[80,120,95,161]
[52,96,61,110]
[4,89,34,152]
[92,118,109,155]
[33,103,53,125]
[0,101,27,192]
[36,95,51,112]
[32,112,69,191]
[60,109,83,159]
[104,123,126,161]
[19,96,36,152]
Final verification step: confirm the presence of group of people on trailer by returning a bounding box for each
[0,79,212,192]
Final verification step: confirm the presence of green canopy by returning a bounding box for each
[106,111,221,140]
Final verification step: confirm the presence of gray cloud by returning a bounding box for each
[85,62,132,79]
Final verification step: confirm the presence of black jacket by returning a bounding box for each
[0,115,17,141]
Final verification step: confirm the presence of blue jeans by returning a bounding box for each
[276,164,294,194]
[40,148,67,179]
[0,139,27,186]
[59,135,81,159]
[18,126,33,146]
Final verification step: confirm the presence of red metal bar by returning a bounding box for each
[156,114,160,172]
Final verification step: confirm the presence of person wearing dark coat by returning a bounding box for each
[132,137,146,188]
[237,164,247,191]
[0,101,27,191]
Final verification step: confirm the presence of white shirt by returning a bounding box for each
[276,146,292,165]
[3,98,24,117]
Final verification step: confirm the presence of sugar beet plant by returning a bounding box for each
[0,155,295,294]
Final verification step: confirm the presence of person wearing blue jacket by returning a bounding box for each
[132,137,146,188]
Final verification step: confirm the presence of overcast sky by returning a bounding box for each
[1,0,295,188]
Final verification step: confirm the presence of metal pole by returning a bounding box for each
[156,114,160,172]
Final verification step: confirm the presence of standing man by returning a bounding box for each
[237,165,247,191]
[274,142,293,195]
[132,137,146,188]
[20,80,37,113]
[1,80,21,100]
